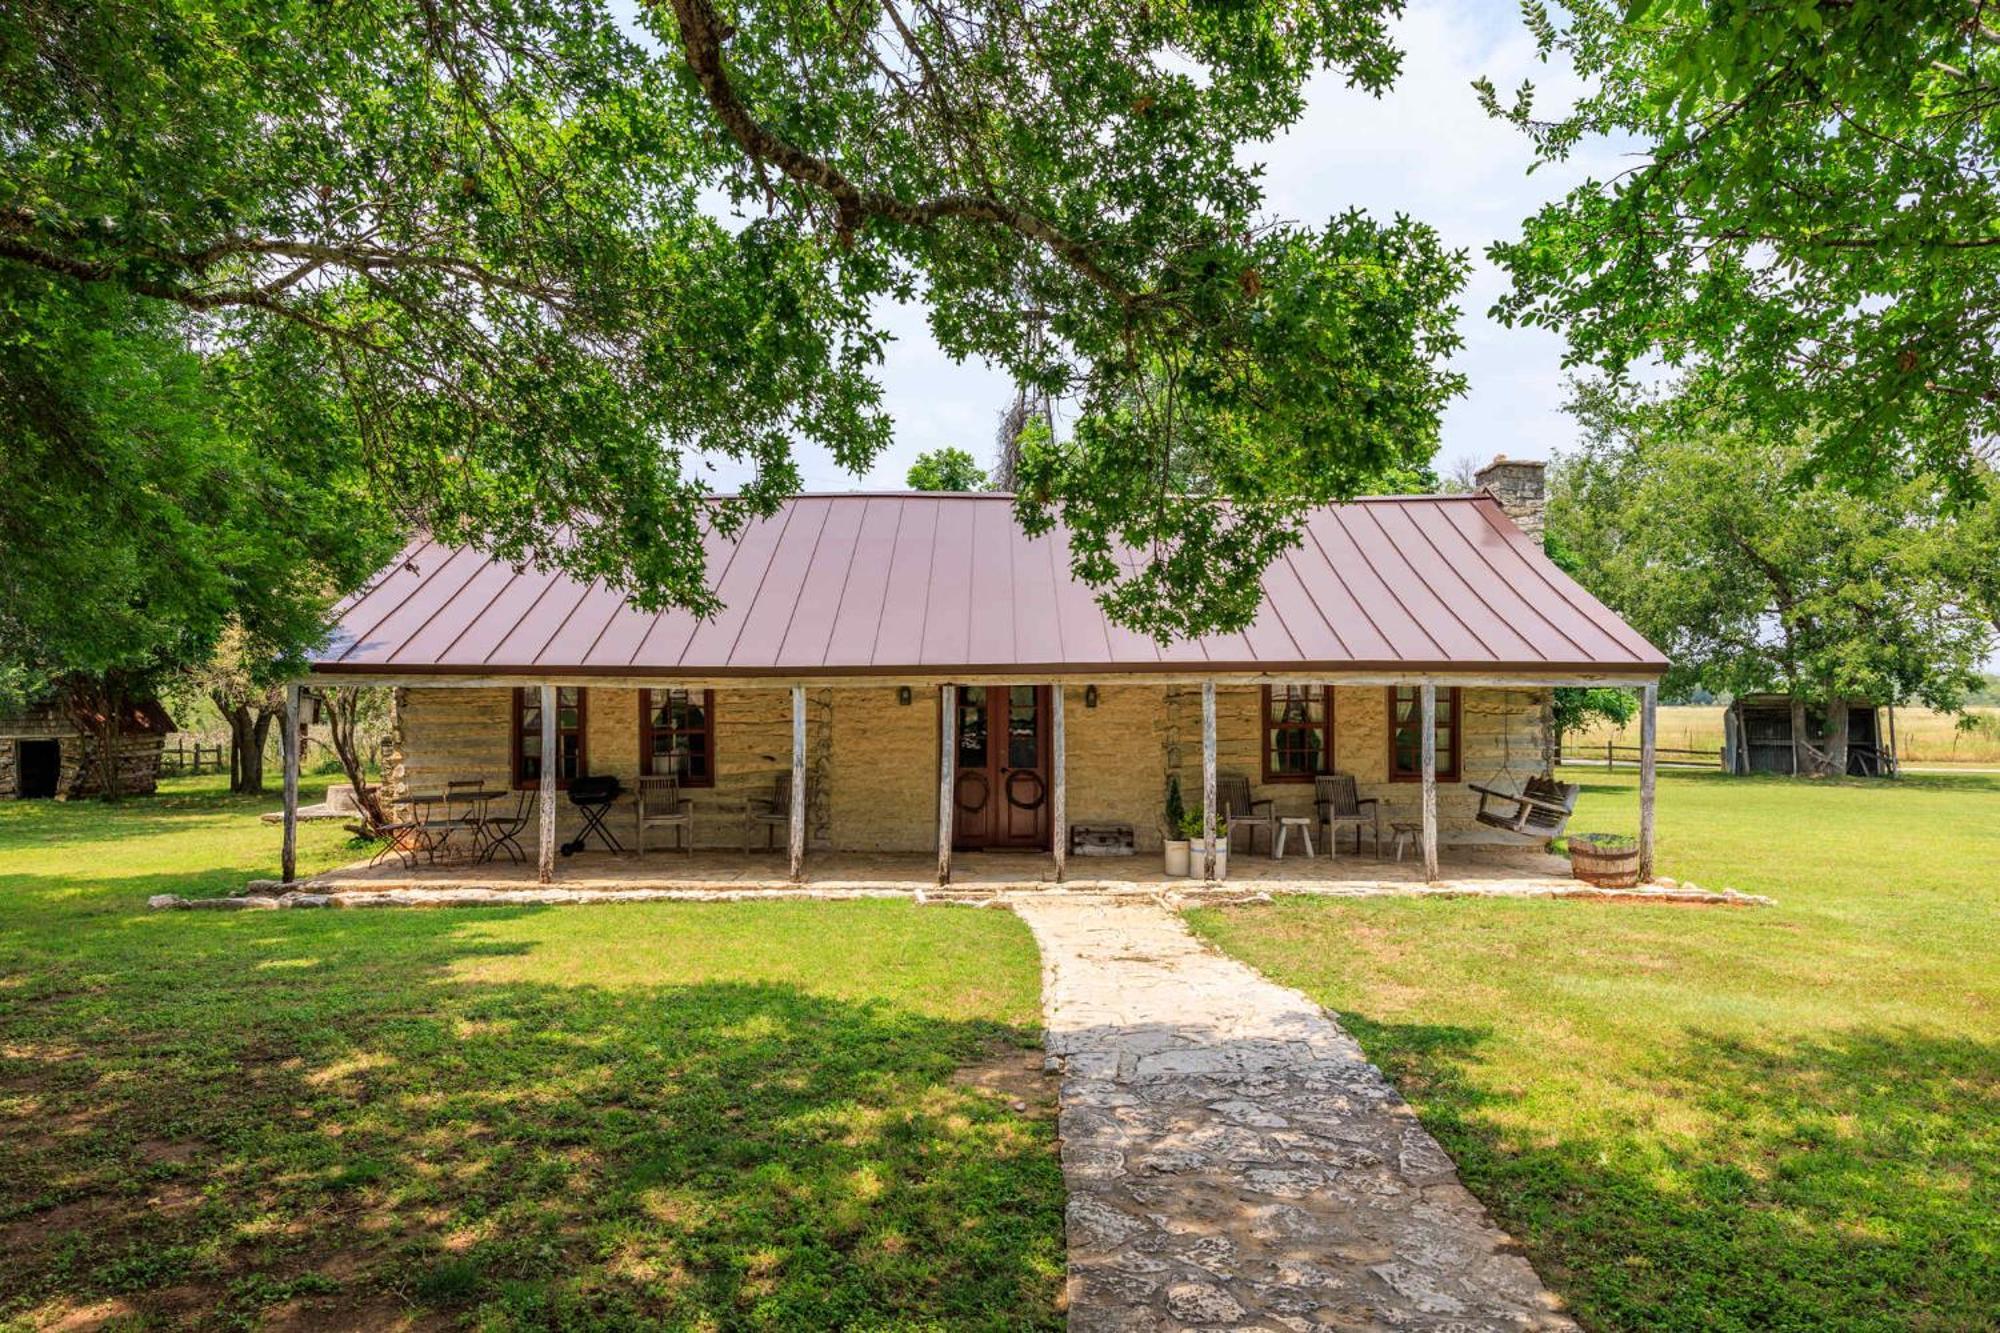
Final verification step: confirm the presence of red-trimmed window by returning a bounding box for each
[1262,685,1333,782]
[639,688,714,786]
[514,687,586,790]
[1388,686,1460,782]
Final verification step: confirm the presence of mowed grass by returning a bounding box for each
[1189,769,2000,1331]
[0,776,1063,1330]
[1571,703,2000,765]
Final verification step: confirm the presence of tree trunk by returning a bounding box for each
[1824,698,1850,777]
[220,703,276,793]
[320,687,389,835]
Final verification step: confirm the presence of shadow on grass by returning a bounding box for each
[0,890,1063,1330]
[1339,1012,1999,1331]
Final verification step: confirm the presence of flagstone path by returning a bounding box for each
[1012,894,1576,1331]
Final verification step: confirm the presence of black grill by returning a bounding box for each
[566,774,623,806]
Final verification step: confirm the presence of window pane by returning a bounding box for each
[1008,689,1038,767]
[520,734,541,759]
[958,689,987,766]
[1272,726,1323,775]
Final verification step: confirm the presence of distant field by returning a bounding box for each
[1570,703,2000,766]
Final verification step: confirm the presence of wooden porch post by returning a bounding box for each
[1420,683,1438,882]
[1639,681,1658,881]
[937,684,955,886]
[1201,680,1217,881]
[1050,683,1067,883]
[789,685,806,883]
[537,683,556,884]
[280,683,300,885]
[1885,702,1899,778]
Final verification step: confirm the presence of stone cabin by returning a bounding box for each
[0,697,175,800]
[304,460,1667,881]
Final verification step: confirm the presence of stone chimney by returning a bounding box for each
[1473,455,1546,540]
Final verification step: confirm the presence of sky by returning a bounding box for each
[632,0,1621,492]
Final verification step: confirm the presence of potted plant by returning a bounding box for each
[1177,809,1230,879]
[1567,832,1640,888]
[1162,776,1191,876]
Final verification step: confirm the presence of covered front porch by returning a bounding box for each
[274,673,1663,894]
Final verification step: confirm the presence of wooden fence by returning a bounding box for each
[1561,740,1720,771]
[158,737,227,776]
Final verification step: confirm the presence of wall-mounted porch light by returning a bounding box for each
[897,686,913,706]
[1084,685,1099,709]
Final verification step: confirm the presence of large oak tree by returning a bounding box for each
[2,0,1468,641]
[1484,1,2000,498]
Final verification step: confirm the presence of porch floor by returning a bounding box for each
[300,842,1579,898]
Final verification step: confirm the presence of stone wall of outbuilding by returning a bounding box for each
[386,682,1553,854]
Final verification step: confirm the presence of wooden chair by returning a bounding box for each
[1315,774,1381,858]
[1470,776,1579,842]
[636,774,694,855]
[746,773,792,852]
[1216,774,1275,855]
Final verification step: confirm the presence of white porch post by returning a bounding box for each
[937,684,956,886]
[537,683,557,884]
[789,685,806,883]
[1639,681,1658,881]
[1201,680,1217,881]
[1420,683,1438,882]
[1051,683,1067,883]
[280,683,300,885]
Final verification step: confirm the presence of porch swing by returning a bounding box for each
[1467,704,1580,843]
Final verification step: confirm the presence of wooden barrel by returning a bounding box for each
[1569,835,1641,888]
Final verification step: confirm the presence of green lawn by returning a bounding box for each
[0,775,1063,1331]
[1189,769,2000,1332]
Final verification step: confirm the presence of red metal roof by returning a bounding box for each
[311,494,1665,678]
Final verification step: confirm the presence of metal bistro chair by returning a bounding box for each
[1216,774,1276,856]
[1315,774,1381,859]
[745,773,792,852]
[636,774,695,855]
[480,790,534,864]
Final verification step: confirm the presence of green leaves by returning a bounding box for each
[1488,0,2000,500]
[1548,379,1990,714]
[4,0,1462,641]
[905,448,988,493]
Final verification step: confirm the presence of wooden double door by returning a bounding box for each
[951,685,1051,851]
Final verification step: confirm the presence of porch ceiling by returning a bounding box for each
[313,494,1666,682]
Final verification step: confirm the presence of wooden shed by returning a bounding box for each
[0,697,177,799]
[1720,695,1896,777]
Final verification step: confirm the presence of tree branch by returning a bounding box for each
[661,0,1139,307]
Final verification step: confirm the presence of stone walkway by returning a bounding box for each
[1013,895,1576,1331]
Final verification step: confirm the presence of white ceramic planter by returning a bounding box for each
[1187,838,1229,879]
[1163,838,1191,876]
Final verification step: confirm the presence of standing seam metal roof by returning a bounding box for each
[312,493,1666,677]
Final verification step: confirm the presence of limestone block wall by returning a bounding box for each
[1065,684,1172,851]
[825,688,936,851]
[387,685,828,849]
[1164,686,1550,847]
[390,681,1550,853]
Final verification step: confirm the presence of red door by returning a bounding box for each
[952,685,1049,850]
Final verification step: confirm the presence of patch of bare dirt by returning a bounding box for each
[951,1040,1056,1120]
